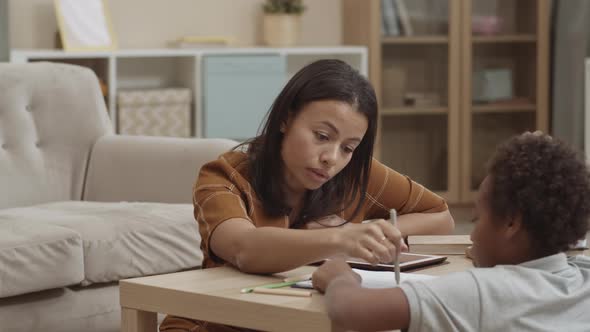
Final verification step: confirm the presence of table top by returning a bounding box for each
[119,255,476,332]
[120,248,590,332]
[120,265,328,331]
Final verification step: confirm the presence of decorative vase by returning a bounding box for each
[262,14,301,47]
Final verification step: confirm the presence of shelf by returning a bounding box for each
[472,103,536,113]
[11,47,367,140]
[472,34,537,43]
[343,0,549,205]
[11,47,368,60]
[381,36,449,45]
[381,107,448,116]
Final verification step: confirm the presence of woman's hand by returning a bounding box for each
[312,259,360,293]
[335,220,408,265]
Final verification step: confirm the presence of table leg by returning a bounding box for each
[121,307,157,332]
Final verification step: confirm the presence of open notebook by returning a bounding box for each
[294,268,437,289]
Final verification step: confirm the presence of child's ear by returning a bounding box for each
[504,214,524,239]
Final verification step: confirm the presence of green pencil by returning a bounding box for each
[241,280,299,293]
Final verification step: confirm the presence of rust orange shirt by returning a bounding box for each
[194,150,448,269]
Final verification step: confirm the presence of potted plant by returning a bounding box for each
[262,0,305,47]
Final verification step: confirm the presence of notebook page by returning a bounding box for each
[295,269,436,289]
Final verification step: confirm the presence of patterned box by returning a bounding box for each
[117,88,191,137]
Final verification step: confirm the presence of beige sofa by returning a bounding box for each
[0,62,236,332]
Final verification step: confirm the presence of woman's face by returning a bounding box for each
[280,100,368,197]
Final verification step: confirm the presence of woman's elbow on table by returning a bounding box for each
[438,209,455,234]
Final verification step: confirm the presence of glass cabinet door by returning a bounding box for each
[461,0,549,201]
[379,0,461,202]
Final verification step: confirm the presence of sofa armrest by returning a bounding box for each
[83,135,237,203]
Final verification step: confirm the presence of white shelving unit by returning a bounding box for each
[11,47,367,138]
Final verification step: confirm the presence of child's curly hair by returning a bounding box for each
[486,132,590,255]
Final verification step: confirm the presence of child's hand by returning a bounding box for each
[336,220,408,265]
[465,245,474,259]
[312,259,360,293]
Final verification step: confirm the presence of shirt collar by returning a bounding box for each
[519,252,569,273]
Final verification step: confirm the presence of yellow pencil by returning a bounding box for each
[251,287,312,297]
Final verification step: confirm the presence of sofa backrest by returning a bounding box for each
[83,135,238,204]
[0,62,113,208]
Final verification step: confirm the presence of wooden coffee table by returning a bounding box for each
[120,264,328,332]
[119,255,476,332]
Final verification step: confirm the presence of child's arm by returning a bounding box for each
[313,259,410,331]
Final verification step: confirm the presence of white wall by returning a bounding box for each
[9,0,342,49]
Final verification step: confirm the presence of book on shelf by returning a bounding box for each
[408,235,472,255]
[381,0,400,36]
[168,36,231,49]
[381,0,414,37]
[394,0,413,36]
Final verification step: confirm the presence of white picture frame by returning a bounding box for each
[54,0,116,51]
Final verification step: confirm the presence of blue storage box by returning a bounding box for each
[203,55,286,140]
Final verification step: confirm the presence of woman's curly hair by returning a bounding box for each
[486,132,590,255]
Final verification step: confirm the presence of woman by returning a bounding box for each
[160,59,454,332]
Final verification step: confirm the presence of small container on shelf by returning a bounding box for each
[472,15,503,36]
[403,91,442,107]
[117,88,191,137]
[472,67,513,103]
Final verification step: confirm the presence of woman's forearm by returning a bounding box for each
[235,227,344,273]
[397,210,455,235]
[214,215,408,274]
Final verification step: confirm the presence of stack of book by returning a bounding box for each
[407,235,472,255]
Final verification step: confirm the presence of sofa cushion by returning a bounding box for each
[0,63,113,209]
[0,217,84,298]
[0,201,203,287]
[0,283,167,332]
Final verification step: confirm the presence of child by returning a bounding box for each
[313,131,590,332]
[160,59,454,332]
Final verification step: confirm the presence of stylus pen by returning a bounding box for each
[390,209,401,285]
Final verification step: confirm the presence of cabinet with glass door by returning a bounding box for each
[461,0,549,202]
[342,0,549,204]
